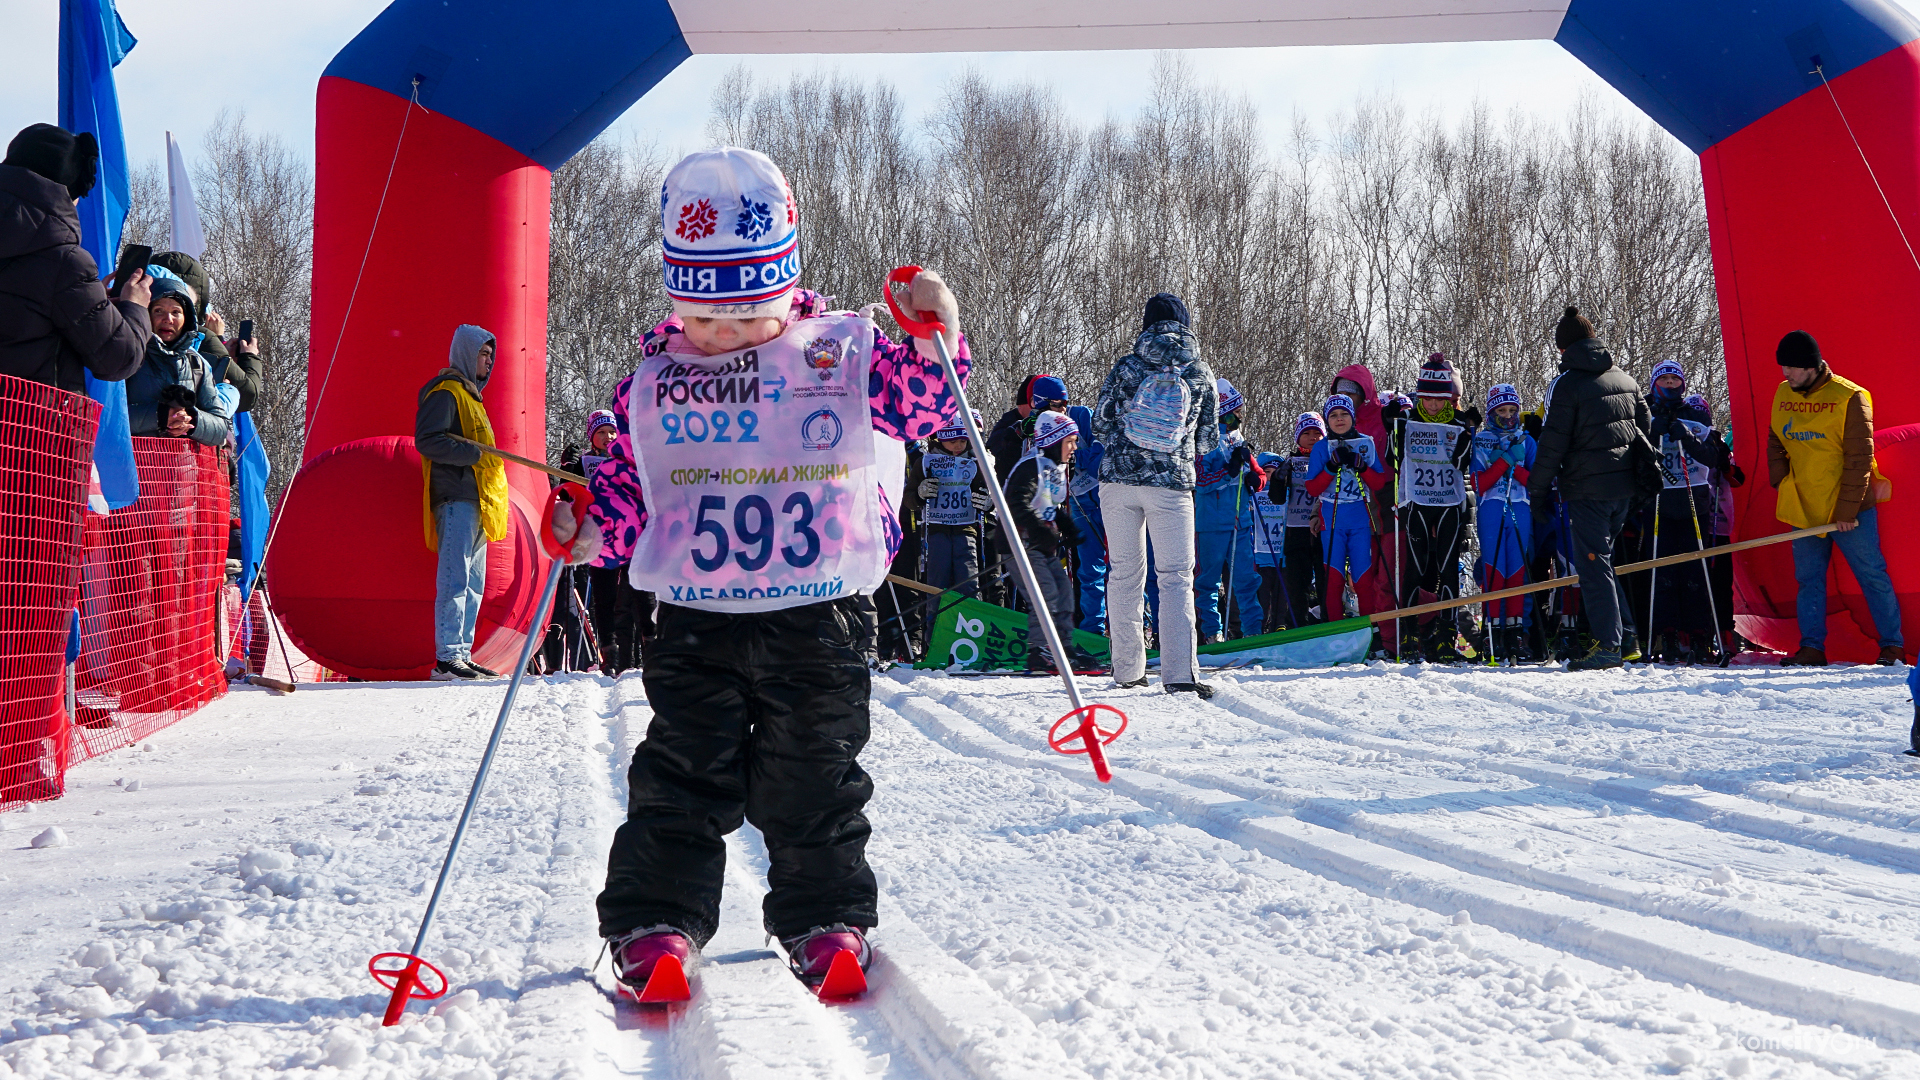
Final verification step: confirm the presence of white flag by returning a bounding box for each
[165,131,205,260]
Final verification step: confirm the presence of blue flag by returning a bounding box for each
[59,0,139,510]
[235,412,271,599]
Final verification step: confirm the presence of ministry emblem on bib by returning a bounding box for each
[800,409,844,451]
[804,336,844,381]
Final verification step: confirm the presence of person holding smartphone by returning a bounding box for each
[0,123,150,392]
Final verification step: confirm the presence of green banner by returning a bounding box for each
[915,594,1374,672]
[917,593,1112,671]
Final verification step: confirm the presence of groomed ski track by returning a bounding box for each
[3,661,1918,1077]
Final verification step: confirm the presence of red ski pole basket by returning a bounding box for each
[369,953,448,1026]
[1048,704,1127,783]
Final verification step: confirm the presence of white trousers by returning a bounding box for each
[1100,481,1198,684]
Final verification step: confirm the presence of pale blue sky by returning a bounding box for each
[6,2,1920,170]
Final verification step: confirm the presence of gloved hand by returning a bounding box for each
[549,498,604,566]
[1227,444,1253,474]
[1521,412,1542,438]
[1333,445,1359,470]
[1727,463,1747,488]
[969,489,994,513]
[918,477,938,499]
[1032,522,1061,556]
[1459,405,1483,429]
[1380,399,1406,426]
[1504,438,1527,466]
[1242,469,1263,494]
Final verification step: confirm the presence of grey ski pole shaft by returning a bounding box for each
[883,268,1121,781]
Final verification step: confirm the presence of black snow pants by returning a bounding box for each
[596,597,878,946]
[1283,526,1324,627]
[1402,503,1465,635]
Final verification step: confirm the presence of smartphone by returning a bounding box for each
[109,243,151,297]
[237,319,255,344]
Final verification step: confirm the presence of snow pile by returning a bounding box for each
[3,660,1917,1078]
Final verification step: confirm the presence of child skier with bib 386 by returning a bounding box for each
[565,147,969,999]
[1279,412,1328,627]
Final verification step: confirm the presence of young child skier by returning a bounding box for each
[1279,412,1327,628]
[1249,449,1288,633]
[1471,384,1537,662]
[561,147,969,998]
[1689,392,1744,660]
[1391,353,1480,661]
[1644,360,1730,663]
[1004,410,1099,673]
[1306,395,1387,627]
[903,409,994,639]
[1192,378,1267,642]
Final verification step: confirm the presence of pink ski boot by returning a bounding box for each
[780,924,871,999]
[609,925,693,1004]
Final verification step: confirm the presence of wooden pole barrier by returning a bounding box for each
[1368,522,1841,625]
[447,434,587,485]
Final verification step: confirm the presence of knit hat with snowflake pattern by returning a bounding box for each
[1033,410,1077,450]
[660,148,799,319]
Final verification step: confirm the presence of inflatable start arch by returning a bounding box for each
[269,0,1920,677]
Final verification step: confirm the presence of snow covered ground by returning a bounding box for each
[4,659,1920,1078]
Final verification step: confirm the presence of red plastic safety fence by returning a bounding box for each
[0,374,100,806]
[68,439,231,767]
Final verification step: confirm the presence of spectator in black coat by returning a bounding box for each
[0,124,149,393]
[1526,306,1652,670]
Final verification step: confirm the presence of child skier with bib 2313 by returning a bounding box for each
[552,147,970,998]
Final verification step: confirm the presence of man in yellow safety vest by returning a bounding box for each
[416,324,509,680]
[1767,330,1904,667]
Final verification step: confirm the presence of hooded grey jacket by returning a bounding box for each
[415,324,496,509]
[1093,321,1219,491]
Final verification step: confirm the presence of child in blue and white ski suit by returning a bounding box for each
[1470,384,1537,658]
[1305,394,1386,618]
[1192,379,1266,640]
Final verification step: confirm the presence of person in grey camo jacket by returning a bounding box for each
[1093,293,1218,698]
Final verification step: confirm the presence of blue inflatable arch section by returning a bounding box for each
[274,1,1920,677]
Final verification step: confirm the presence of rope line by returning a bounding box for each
[1815,64,1920,276]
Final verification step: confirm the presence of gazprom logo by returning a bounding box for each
[1782,421,1826,442]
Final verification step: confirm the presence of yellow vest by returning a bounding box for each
[422,378,510,550]
[1770,372,1889,528]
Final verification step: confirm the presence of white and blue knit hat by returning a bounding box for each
[934,409,983,442]
[1216,378,1245,416]
[1295,411,1326,442]
[1033,410,1077,450]
[661,148,799,318]
[1650,359,1686,388]
[1486,384,1520,412]
[1324,393,1356,418]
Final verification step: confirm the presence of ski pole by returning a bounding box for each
[1676,441,1725,664]
[1394,418,1404,656]
[1224,461,1245,639]
[369,483,590,1025]
[884,266,1125,781]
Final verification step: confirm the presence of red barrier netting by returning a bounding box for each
[68,439,231,767]
[0,374,99,805]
